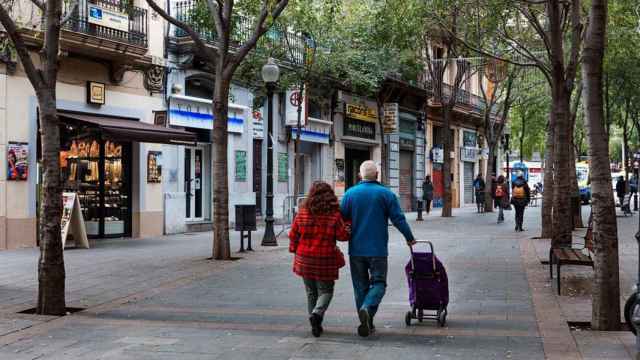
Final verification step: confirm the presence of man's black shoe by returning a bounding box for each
[309,313,322,337]
[357,308,370,337]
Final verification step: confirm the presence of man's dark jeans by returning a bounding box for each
[350,256,388,318]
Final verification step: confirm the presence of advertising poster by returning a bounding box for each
[7,142,28,181]
[147,151,162,183]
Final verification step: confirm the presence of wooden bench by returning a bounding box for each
[548,212,594,295]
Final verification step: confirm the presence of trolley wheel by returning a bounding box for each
[405,311,412,326]
[438,309,447,327]
[418,309,424,322]
[625,292,638,335]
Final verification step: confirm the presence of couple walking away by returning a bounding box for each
[493,173,531,231]
[289,161,416,338]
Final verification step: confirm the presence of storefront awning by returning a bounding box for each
[60,113,197,145]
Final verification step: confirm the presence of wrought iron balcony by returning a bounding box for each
[172,1,307,66]
[62,0,148,48]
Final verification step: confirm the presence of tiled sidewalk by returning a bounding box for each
[1,205,635,359]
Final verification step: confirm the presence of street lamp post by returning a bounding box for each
[633,152,640,211]
[261,58,280,247]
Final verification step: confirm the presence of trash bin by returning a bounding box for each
[235,205,257,231]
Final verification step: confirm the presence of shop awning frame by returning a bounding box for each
[59,112,197,145]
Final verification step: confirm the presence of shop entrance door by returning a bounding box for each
[399,151,414,211]
[464,162,475,204]
[184,147,204,221]
[345,147,370,189]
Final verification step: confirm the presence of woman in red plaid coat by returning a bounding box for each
[289,181,350,337]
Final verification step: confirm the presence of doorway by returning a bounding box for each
[253,139,262,216]
[345,147,370,189]
[184,147,204,221]
[463,162,475,204]
[399,150,414,211]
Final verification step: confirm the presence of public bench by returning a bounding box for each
[549,212,593,295]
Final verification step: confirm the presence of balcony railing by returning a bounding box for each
[423,79,501,117]
[62,0,148,48]
[173,1,308,66]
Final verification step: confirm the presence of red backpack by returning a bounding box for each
[495,185,505,197]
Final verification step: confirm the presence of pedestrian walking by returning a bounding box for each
[340,161,416,337]
[490,174,498,209]
[422,175,434,215]
[511,174,531,232]
[616,175,626,207]
[494,175,508,223]
[289,181,350,338]
[473,174,486,213]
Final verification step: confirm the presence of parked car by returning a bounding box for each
[579,186,591,205]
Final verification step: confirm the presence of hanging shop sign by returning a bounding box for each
[346,103,377,123]
[285,88,307,126]
[278,153,289,182]
[431,147,444,163]
[383,103,398,134]
[86,81,106,105]
[335,159,345,191]
[88,4,129,32]
[7,141,28,181]
[61,192,89,249]
[153,110,167,126]
[344,118,376,140]
[147,151,162,183]
[460,146,478,162]
[252,110,264,139]
[235,150,247,182]
[169,95,245,133]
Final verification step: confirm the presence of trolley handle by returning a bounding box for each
[409,240,436,273]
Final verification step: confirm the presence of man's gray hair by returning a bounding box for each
[359,160,378,181]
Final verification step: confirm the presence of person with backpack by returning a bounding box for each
[422,175,434,215]
[511,173,531,232]
[473,174,486,213]
[494,175,508,223]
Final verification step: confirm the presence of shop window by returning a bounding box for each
[308,100,322,119]
[60,130,131,238]
[185,76,215,99]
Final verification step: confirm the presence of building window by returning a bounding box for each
[185,76,215,99]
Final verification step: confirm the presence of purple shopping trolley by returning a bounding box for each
[404,240,449,327]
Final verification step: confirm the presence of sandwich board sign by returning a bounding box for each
[61,192,89,249]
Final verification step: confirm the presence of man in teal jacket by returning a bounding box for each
[340,160,416,337]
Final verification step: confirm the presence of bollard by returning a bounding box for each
[417,200,424,221]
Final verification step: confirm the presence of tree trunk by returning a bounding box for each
[583,0,620,331]
[442,106,453,217]
[36,92,65,316]
[569,147,583,228]
[541,112,555,239]
[484,142,496,213]
[551,87,573,248]
[520,112,525,163]
[212,76,231,260]
[569,97,583,229]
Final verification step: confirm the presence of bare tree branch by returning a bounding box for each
[226,0,289,78]
[0,4,44,88]
[565,0,583,91]
[145,0,215,59]
[61,0,79,26]
[28,0,45,11]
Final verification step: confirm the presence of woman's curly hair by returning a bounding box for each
[304,181,339,215]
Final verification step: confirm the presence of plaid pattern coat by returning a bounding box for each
[289,207,350,281]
